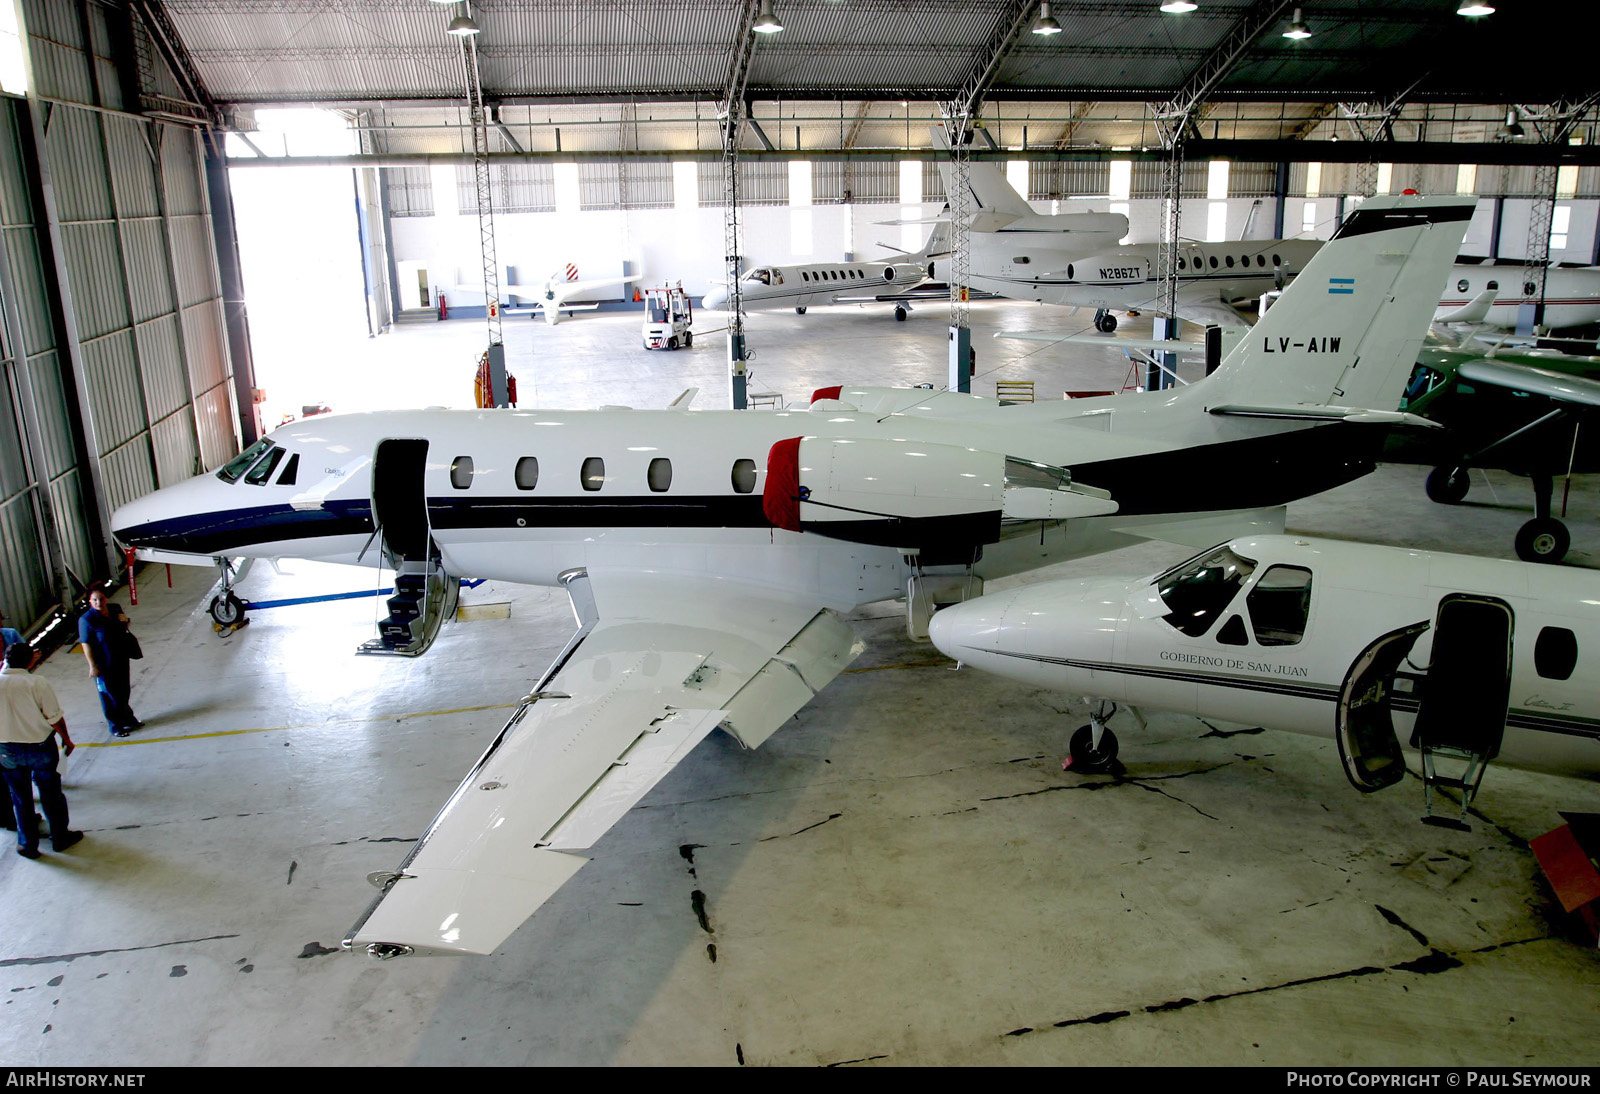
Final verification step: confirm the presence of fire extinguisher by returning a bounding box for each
[437,292,448,320]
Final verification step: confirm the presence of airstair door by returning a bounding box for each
[371,438,431,563]
[1336,620,1429,792]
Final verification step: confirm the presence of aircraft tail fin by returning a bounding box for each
[1198,195,1476,412]
[929,126,1034,219]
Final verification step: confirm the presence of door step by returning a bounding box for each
[358,559,460,657]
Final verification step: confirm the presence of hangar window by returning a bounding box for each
[1457,279,1470,293]
[648,458,672,492]
[216,438,275,484]
[1155,545,1256,638]
[731,458,757,494]
[244,446,285,486]
[1246,565,1313,646]
[450,456,474,490]
[276,453,299,487]
[1535,627,1577,680]
[515,456,539,490]
[581,457,606,491]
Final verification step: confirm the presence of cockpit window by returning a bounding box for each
[244,446,285,485]
[1157,545,1256,637]
[216,438,276,484]
[745,268,773,286]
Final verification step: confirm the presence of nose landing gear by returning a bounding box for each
[1064,699,1128,774]
[208,557,251,631]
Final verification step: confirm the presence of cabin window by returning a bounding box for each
[1225,255,1235,268]
[731,458,757,494]
[1246,565,1313,646]
[1271,254,1281,266]
[216,438,275,484]
[1156,545,1256,638]
[1208,256,1219,269]
[1066,264,1074,280]
[1535,626,1578,680]
[515,456,539,490]
[1486,280,1499,291]
[581,457,606,491]
[1524,281,1537,297]
[648,458,672,492]
[1013,256,1031,265]
[1457,278,1470,293]
[1256,255,1265,267]
[276,453,299,487]
[1177,258,1186,270]
[244,446,285,486]
[450,456,474,490]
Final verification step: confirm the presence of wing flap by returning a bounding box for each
[345,573,860,956]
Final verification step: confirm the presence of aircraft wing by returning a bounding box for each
[1175,297,1254,329]
[1457,358,1600,409]
[344,570,863,957]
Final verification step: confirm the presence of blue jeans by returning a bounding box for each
[0,739,70,854]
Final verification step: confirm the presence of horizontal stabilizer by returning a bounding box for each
[1207,404,1441,427]
[1434,287,1497,325]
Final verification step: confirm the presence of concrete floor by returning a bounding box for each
[3,300,1598,1067]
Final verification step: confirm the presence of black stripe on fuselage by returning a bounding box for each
[426,495,769,530]
[116,499,375,556]
[970,648,1600,742]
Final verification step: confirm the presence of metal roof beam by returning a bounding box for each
[1151,0,1293,148]
[949,0,1036,123]
[129,0,214,115]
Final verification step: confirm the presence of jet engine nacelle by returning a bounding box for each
[1071,253,1151,284]
[764,436,1004,555]
[881,262,929,285]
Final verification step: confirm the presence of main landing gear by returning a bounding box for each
[1093,308,1118,333]
[894,306,908,322]
[1065,699,1126,774]
[1425,464,1571,564]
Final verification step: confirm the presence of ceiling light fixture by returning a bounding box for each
[752,0,783,34]
[447,14,479,35]
[1159,0,1198,12]
[1032,1,1063,35]
[1282,7,1312,39]
[1501,106,1525,138]
[1456,1,1494,14]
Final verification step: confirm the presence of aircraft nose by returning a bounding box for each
[110,473,233,555]
[702,289,728,310]
[929,589,1023,661]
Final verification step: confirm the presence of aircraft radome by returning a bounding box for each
[111,193,1475,957]
[928,534,1600,829]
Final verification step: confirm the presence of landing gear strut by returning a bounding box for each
[1094,308,1118,333]
[1516,473,1569,563]
[1065,699,1124,774]
[209,557,249,628]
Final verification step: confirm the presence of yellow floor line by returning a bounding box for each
[77,701,520,747]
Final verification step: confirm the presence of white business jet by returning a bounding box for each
[110,193,1474,956]
[1435,263,1600,333]
[457,264,637,326]
[701,223,953,321]
[932,147,1320,332]
[929,534,1600,829]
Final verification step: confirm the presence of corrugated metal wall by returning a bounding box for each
[0,0,239,627]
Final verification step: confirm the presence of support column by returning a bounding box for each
[722,109,749,409]
[202,129,261,446]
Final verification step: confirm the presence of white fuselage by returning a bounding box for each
[702,259,931,312]
[1434,264,1600,330]
[969,238,1323,317]
[930,535,1600,780]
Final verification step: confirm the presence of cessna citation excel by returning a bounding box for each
[928,535,1600,829]
[701,223,954,320]
[111,194,1474,956]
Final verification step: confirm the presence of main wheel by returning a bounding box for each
[209,591,246,626]
[1067,725,1119,772]
[894,307,908,322]
[1515,517,1570,563]
[1096,312,1118,333]
[684,330,693,347]
[795,306,807,315]
[1425,465,1470,504]
[668,336,679,350]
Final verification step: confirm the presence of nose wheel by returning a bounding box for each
[209,591,246,627]
[1064,700,1124,774]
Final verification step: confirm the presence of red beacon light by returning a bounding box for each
[1401,188,1419,195]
